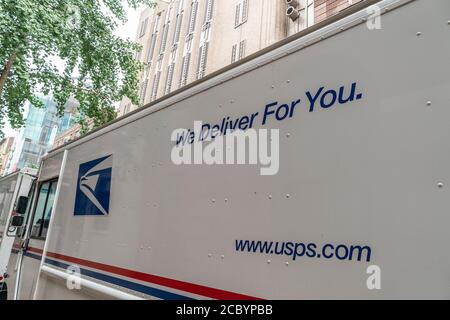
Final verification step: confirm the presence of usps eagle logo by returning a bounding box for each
[74,155,113,216]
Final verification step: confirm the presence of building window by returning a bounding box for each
[135,49,142,61]
[179,52,191,87]
[242,0,249,22]
[197,42,209,79]
[139,18,149,37]
[173,0,185,46]
[173,13,183,45]
[187,1,198,35]
[147,34,157,63]
[140,78,149,105]
[235,3,241,28]
[178,0,186,12]
[238,39,246,60]
[151,71,161,101]
[160,7,172,55]
[125,103,131,114]
[235,0,249,28]
[160,23,170,54]
[154,13,161,33]
[165,63,175,94]
[231,44,237,63]
[147,14,161,63]
[203,0,214,23]
[231,40,246,63]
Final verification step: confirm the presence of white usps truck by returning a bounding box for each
[0,168,36,299]
[2,0,450,299]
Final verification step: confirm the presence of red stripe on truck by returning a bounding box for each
[28,246,260,300]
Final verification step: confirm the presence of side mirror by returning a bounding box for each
[16,196,29,214]
[10,215,24,227]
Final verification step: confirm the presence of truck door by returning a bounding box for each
[29,180,57,239]
[3,178,35,297]
[11,179,58,300]
[0,175,18,245]
[0,171,36,300]
[0,174,18,300]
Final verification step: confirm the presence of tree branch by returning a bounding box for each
[72,85,113,104]
[0,52,17,97]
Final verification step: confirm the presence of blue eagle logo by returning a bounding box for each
[74,155,113,216]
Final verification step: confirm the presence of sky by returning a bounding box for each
[3,4,142,138]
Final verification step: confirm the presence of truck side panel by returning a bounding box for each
[35,0,450,299]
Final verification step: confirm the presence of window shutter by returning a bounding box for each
[160,24,169,54]
[188,1,198,34]
[180,53,191,87]
[239,39,246,60]
[165,63,175,94]
[140,18,148,37]
[203,42,209,77]
[197,42,209,79]
[153,13,161,33]
[185,53,191,85]
[242,0,249,23]
[231,44,237,63]
[178,0,185,13]
[235,3,241,27]
[197,45,203,79]
[180,56,187,87]
[173,13,183,45]
[140,20,144,36]
[151,71,161,101]
[140,79,149,105]
[147,33,157,63]
[204,0,214,23]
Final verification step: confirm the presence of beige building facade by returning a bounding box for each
[53,124,83,149]
[53,118,94,149]
[118,0,362,117]
[119,0,293,116]
[315,0,362,24]
[0,137,14,176]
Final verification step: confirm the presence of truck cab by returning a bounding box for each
[0,168,37,300]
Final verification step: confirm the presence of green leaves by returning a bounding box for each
[0,0,153,137]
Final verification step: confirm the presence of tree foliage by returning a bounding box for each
[0,0,154,137]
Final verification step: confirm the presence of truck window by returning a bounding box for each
[14,179,37,239]
[30,180,57,239]
[0,176,17,238]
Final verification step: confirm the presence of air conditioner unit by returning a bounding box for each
[286,6,299,21]
[286,0,299,7]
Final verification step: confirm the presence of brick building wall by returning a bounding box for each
[315,0,363,24]
[53,118,94,149]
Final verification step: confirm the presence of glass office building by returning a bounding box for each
[57,96,79,135]
[5,96,61,173]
